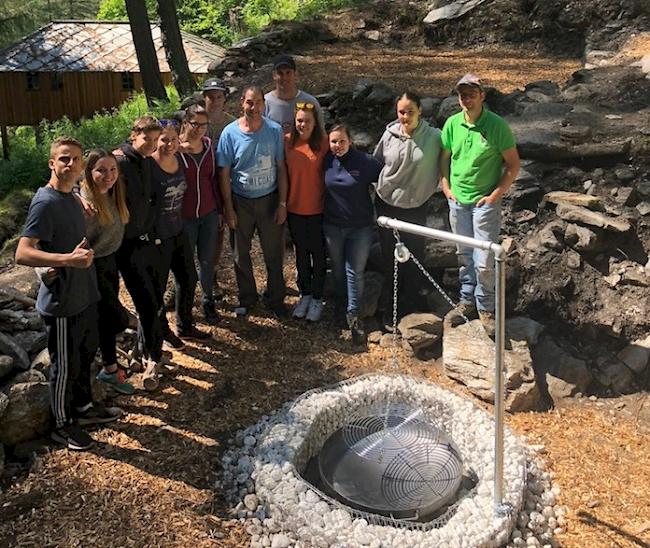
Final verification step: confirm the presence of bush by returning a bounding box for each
[0,88,180,198]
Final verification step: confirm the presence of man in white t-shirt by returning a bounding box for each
[263,54,325,133]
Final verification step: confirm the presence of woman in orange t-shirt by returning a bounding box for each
[284,102,329,322]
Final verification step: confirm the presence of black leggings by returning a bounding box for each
[287,213,326,299]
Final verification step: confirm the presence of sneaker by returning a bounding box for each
[178,325,211,341]
[478,310,496,339]
[270,302,289,319]
[96,368,136,395]
[293,295,312,319]
[76,403,123,426]
[51,423,93,451]
[305,298,323,322]
[142,358,161,391]
[202,301,221,324]
[163,329,185,351]
[446,301,478,327]
[347,313,366,346]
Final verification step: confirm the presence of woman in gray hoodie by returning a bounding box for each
[374,91,442,319]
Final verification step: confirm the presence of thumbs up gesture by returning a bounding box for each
[66,237,94,268]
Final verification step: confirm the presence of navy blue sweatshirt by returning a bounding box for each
[323,149,382,228]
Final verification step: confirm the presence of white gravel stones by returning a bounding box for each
[220,374,565,547]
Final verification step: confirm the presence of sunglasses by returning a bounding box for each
[188,121,209,129]
[295,102,315,111]
[159,119,180,129]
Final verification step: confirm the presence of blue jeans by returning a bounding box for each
[448,199,501,312]
[183,210,219,306]
[324,224,373,315]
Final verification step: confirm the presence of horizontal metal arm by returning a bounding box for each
[376,216,505,260]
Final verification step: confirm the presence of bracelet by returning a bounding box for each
[279,201,287,207]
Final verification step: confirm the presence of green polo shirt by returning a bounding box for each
[441,107,516,205]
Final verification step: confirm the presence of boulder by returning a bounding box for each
[420,97,441,119]
[555,204,631,233]
[0,355,14,380]
[531,337,592,405]
[614,187,636,206]
[12,330,47,356]
[0,331,30,370]
[443,319,540,412]
[360,271,384,319]
[398,313,443,358]
[538,221,565,251]
[437,96,461,124]
[598,358,636,394]
[31,348,50,371]
[364,30,381,41]
[565,249,582,269]
[0,382,51,446]
[544,191,602,210]
[636,202,650,216]
[559,125,592,144]
[423,0,489,23]
[505,316,545,345]
[524,80,560,96]
[564,224,599,252]
[616,335,650,374]
[366,81,396,105]
[12,369,47,384]
[0,392,8,419]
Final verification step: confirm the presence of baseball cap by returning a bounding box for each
[455,73,483,91]
[272,54,296,71]
[202,78,228,94]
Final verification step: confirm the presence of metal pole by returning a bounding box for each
[376,216,508,513]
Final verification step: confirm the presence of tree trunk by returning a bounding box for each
[157,0,196,98]
[125,0,168,106]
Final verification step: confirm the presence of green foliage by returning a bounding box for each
[0,87,179,198]
[96,0,157,20]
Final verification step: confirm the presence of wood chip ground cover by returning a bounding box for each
[1,44,649,548]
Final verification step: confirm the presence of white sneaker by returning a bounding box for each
[293,295,312,319]
[142,358,161,392]
[306,299,323,322]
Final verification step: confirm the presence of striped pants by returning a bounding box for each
[43,304,98,428]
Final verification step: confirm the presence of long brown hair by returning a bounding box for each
[289,106,325,151]
[82,149,129,226]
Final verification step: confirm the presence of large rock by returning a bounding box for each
[532,337,592,405]
[423,0,489,23]
[0,355,14,379]
[617,335,650,374]
[443,318,540,412]
[437,96,461,124]
[555,204,631,233]
[398,313,443,358]
[544,191,602,210]
[597,357,637,394]
[12,330,48,356]
[564,223,599,252]
[0,382,51,446]
[0,331,30,370]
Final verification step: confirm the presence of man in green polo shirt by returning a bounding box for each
[440,73,520,337]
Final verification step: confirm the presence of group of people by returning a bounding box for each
[15,54,520,451]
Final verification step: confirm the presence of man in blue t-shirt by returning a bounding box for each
[218,85,289,317]
[16,136,121,451]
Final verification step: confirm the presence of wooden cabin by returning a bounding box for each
[0,20,226,127]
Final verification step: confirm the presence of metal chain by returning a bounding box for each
[391,229,400,370]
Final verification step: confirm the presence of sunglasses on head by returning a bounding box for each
[295,102,315,111]
[159,119,180,129]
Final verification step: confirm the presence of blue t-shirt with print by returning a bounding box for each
[216,117,284,199]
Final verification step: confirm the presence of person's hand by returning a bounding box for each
[225,207,238,230]
[35,266,59,283]
[476,193,500,207]
[66,237,94,268]
[74,193,96,217]
[274,204,287,225]
[444,188,457,203]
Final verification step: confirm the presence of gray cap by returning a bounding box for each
[455,73,483,91]
[202,77,228,93]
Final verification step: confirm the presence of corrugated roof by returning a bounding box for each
[0,21,225,73]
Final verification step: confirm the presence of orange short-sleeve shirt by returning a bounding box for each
[284,134,329,215]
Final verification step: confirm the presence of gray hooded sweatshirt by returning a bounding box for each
[373,119,442,208]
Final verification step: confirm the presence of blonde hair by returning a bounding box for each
[49,136,82,158]
[82,149,129,226]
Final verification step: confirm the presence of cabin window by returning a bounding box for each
[121,72,135,91]
[26,72,40,91]
[50,72,63,91]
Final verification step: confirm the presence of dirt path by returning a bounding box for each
[2,43,649,548]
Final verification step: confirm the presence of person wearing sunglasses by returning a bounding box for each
[263,54,325,133]
[218,84,288,318]
[284,102,329,321]
[178,103,222,323]
[374,91,442,322]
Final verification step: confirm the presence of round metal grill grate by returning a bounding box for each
[319,404,463,520]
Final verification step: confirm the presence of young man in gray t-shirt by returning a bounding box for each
[263,54,325,133]
[16,136,120,451]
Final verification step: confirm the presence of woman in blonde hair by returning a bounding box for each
[81,149,134,394]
